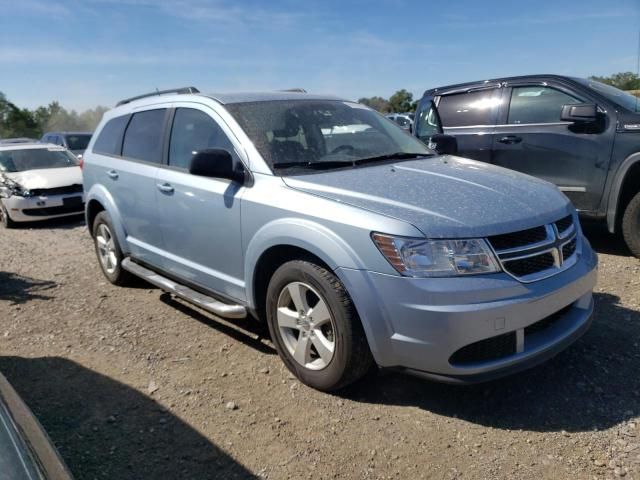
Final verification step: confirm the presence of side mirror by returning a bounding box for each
[189,149,244,183]
[429,134,458,155]
[561,103,597,123]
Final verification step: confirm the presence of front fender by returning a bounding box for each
[85,184,130,254]
[244,218,367,310]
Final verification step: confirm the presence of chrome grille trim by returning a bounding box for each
[488,215,580,283]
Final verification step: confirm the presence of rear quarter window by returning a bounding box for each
[93,116,129,155]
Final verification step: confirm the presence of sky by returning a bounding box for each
[1,0,639,111]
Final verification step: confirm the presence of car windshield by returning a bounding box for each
[65,134,91,151]
[0,148,80,172]
[225,99,432,174]
[576,79,640,113]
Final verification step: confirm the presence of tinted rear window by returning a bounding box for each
[93,116,129,155]
[122,109,167,163]
[65,134,92,151]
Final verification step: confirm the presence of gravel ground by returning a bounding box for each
[0,216,639,480]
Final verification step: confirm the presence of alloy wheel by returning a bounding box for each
[276,281,336,370]
[95,223,118,274]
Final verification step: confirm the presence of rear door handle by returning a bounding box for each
[157,183,174,194]
[497,135,522,145]
[106,170,119,179]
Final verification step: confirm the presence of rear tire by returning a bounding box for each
[622,191,640,258]
[0,201,16,229]
[265,260,373,391]
[92,211,134,285]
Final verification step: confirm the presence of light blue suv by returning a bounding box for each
[83,87,598,391]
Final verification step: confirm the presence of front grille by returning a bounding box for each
[525,305,572,337]
[22,203,84,217]
[29,184,83,196]
[503,252,555,277]
[488,214,579,282]
[488,226,548,251]
[450,331,517,365]
[562,238,577,260]
[555,214,573,235]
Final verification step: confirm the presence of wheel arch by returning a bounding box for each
[244,219,367,320]
[607,152,640,233]
[84,185,129,252]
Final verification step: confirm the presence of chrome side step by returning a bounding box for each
[121,258,247,319]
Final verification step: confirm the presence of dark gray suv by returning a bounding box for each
[40,132,92,157]
[414,75,640,257]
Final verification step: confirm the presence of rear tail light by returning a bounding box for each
[77,155,84,170]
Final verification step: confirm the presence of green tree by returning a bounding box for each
[358,96,392,113]
[589,72,640,91]
[389,89,414,113]
[0,92,110,139]
[0,92,40,139]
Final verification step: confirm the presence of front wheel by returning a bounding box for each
[92,211,134,285]
[0,201,16,229]
[266,260,373,391]
[622,191,640,258]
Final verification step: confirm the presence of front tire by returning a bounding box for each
[266,260,373,391]
[92,211,133,285]
[0,201,16,229]
[622,191,640,258]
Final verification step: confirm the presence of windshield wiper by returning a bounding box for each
[272,160,354,170]
[354,152,430,166]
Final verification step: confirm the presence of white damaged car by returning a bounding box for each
[0,143,84,228]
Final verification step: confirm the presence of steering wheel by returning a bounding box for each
[330,145,355,155]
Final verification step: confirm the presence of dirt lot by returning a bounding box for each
[0,217,639,480]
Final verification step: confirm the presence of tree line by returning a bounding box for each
[1,72,639,138]
[0,92,108,139]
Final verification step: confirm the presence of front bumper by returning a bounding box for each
[2,193,85,222]
[337,237,598,383]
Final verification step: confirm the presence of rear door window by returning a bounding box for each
[168,108,236,170]
[507,86,582,124]
[122,109,167,163]
[437,89,501,127]
[93,116,130,155]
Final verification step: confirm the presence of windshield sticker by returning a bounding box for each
[47,146,66,151]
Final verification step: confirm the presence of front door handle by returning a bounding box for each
[106,170,119,179]
[157,183,175,194]
[497,135,522,145]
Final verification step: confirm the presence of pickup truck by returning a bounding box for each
[414,74,640,257]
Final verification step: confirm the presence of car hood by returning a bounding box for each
[3,167,82,190]
[283,155,572,238]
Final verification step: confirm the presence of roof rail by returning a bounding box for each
[279,88,307,93]
[116,86,200,107]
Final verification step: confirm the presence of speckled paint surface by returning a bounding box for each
[284,155,573,238]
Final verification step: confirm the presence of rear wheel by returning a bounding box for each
[92,211,133,285]
[0,202,15,229]
[266,260,373,391]
[622,191,640,258]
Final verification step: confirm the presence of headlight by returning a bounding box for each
[372,233,500,277]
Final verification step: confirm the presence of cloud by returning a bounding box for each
[86,0,305,27]
[0,47,169,65]
[442,9,639,28]
[0,0,71,17]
